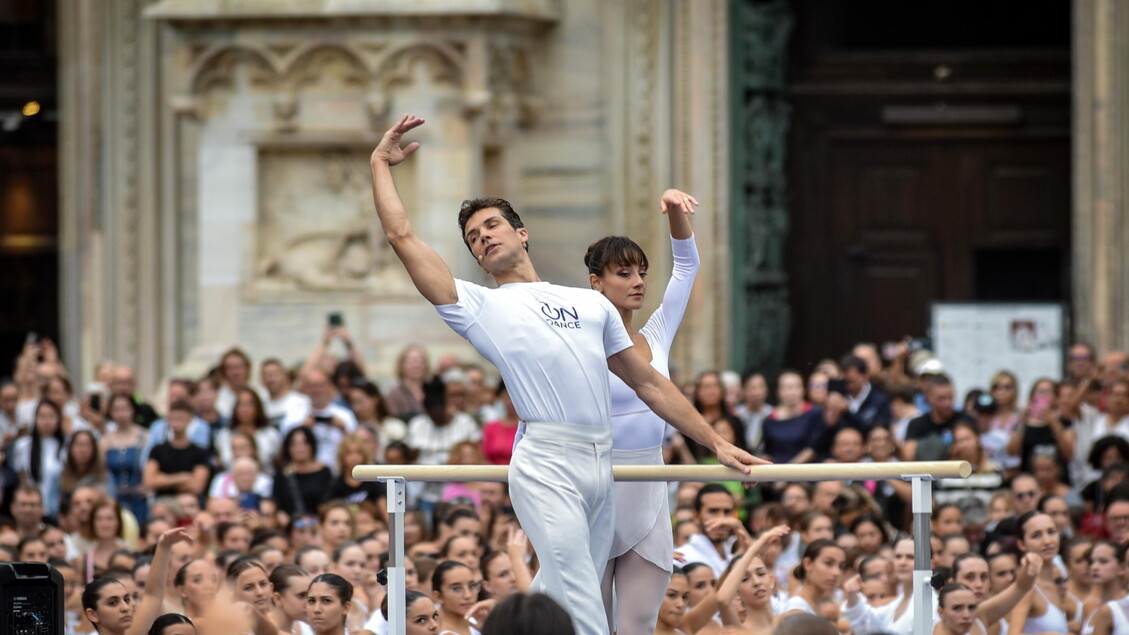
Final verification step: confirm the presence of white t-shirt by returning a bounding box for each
[436,279,634,427]
[674,533,737,578]
[266,391,311,429]
[607,235,699,451]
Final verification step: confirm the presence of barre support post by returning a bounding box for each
[383,477,406,635]
[908,474,933,635]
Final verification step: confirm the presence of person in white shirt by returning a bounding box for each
[1073,379,1129,485]
[672,484,748,578]
[285,369,357,474]
[261,358,310,430]
[368,114,762,635]
[214,347,268,419]
[403,376,481,507]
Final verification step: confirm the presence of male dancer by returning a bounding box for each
[369,114,765,635]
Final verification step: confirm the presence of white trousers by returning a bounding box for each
[510,421,614,635]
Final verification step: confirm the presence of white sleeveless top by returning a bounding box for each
[1110,598,1129,635]
[1022,585,1068,634]
[607,235,699,450]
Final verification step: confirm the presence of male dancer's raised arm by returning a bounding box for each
[608,347,767,474]
[369,114,458,305]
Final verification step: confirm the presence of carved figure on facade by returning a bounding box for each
[255,149,394,293]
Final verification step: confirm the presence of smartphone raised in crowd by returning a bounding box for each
[328,312,344,327]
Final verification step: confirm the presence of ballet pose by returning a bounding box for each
[586,188,701,635]
[368,114,763,635]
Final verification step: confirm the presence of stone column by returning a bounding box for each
[670,0,733,378]
[59,0,165,391]
[1074,0,1129,352]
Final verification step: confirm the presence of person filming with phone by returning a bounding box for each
[284,369,357,475]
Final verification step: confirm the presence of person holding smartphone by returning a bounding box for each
[1008,377,1075,485]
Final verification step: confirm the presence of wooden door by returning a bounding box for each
[788,132,1070,367]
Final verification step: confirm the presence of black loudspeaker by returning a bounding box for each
[1,562,63,635]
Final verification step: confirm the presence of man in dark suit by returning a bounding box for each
[841,354,892,433]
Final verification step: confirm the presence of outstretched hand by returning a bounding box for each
[715,442,772,475]
[660,189,699,216]
[157,526,193,549]
[372,114,425,166]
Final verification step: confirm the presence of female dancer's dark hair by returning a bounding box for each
[148,613,195,635]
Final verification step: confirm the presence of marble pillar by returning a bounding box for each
[1074,0,1129,352]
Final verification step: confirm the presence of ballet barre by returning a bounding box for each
[355,460,972,635]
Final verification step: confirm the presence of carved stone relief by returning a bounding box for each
[254,148,398,293]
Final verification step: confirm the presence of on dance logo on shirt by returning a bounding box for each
[539,302,582,329]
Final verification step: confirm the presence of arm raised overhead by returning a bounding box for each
[370,114,459,306]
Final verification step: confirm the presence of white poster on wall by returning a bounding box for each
[931,303,1066,404]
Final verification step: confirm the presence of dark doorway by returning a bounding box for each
[782,0,1071,369]
[0,1,57,371]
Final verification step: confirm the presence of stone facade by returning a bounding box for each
[59,0,733,391]
[1073,0,1129,354]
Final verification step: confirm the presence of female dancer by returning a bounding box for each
[1007,510,1079,633]
[329,541,371,630]
[306,573,353,635]
[431,560,484,635]
[268,564,312,635]
[588,188,701,635]
[148,614,196,635]
[653,568,691,635]
[82,527,192,635]
[715,525,790,631]
[380,589,440,635]
[776,539,846,620]
[934,583,986,635]
[1083,542,1127,632]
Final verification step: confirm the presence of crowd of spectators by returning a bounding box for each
[3,327,1129,635]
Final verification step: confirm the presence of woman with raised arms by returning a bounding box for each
[587,188,701,635]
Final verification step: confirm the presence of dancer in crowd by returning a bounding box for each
[653,568,691,635]
[430,560,486,635]
[380,589,440,635]
[268,564,313,635]
[714,525,790,631]
[148,614,197,635]
[306,574,353,635]
[777,539,846,619]
[1008,510,1079,632]
[1082,542,1127,632]
[585,187,700,635]
[368,113,761,635]
[81,527,192,635]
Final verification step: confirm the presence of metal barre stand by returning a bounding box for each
[365,461,969,635]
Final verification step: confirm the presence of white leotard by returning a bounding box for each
[1022,584,1068,634]
[608,234,699,450]
[1109,598,1129,635]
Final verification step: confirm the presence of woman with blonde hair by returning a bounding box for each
[327,434,385,506]
[386,345,430,421]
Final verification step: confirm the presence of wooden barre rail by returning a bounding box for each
[354,460,971,483]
